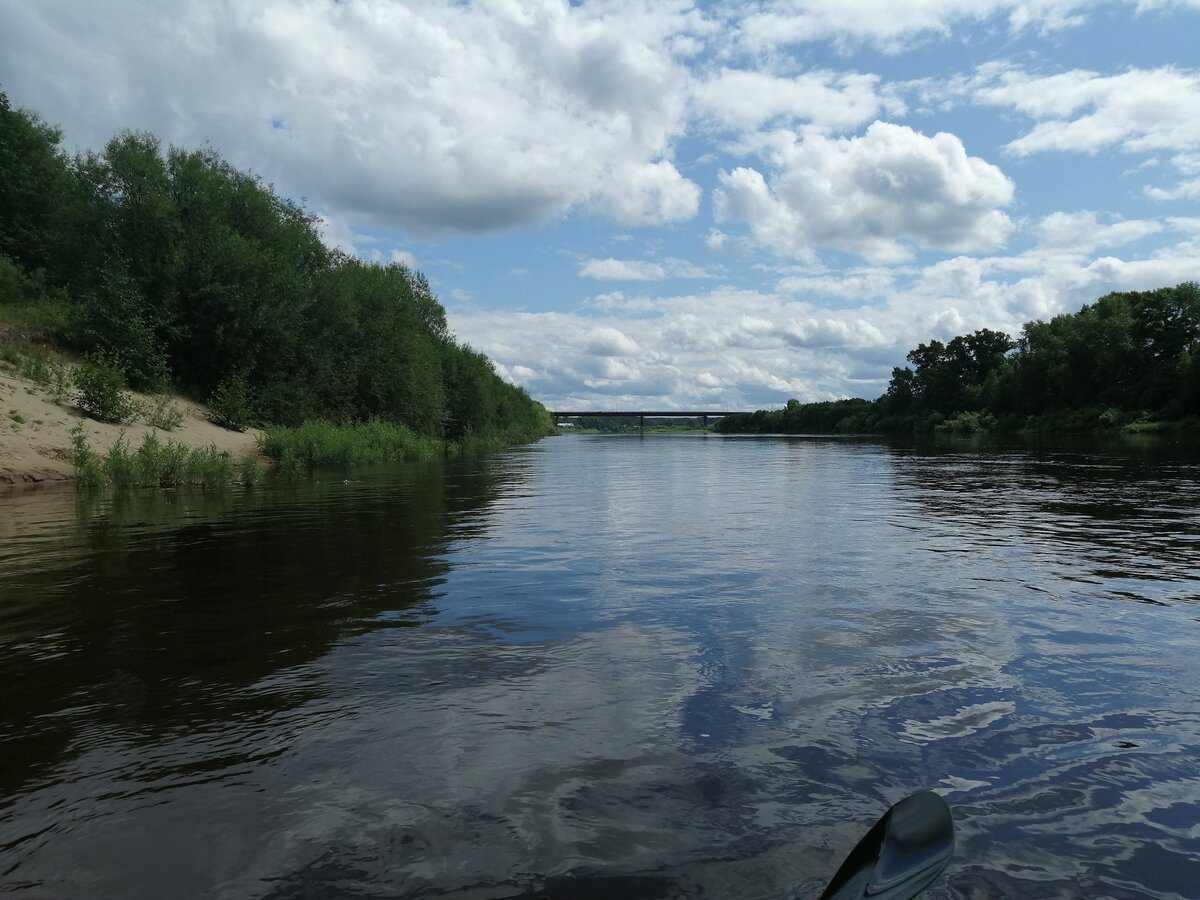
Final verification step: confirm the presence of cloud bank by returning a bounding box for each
[2,0,1197,410]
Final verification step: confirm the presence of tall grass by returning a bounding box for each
[70,423,105,487]
[259,419,442,468]
[239,453,262,486]
[143,394,186,430]
[0,344,73,402]
[70,428,259,487]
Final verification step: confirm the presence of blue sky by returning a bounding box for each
[2,1,1198,411]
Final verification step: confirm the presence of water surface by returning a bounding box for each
[2,434,1199,898]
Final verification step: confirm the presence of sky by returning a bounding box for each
[1,1,1199,412]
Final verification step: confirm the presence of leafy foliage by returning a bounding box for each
[259,419,442,468]
[0,90,553,451]
[0,95,74,275]
[207,373,254,432]
[144,394,185,430]
[74,350,137,423]
[718,283,1200,435]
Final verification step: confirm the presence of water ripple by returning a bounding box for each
[1,437,1199,897]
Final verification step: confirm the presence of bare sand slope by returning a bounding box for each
[0,369,263,485]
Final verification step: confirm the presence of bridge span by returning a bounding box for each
[550,410,743,432]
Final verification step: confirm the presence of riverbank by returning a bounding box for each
[0,368,262,485]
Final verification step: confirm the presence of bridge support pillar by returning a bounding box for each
[639,414,645,434]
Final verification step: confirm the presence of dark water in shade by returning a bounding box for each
[1,434,1199,899]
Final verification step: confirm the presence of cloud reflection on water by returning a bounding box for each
[2,436,1199,897]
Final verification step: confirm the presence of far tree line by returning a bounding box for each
[0,90,552,442]
[716,282,1200,434]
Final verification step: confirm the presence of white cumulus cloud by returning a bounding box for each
[580,259,668,281]
[1146,179,1200,201]
[972,65,1200,156]
[580,257,714,281]
[692,69,902,133]
[593,160,701,226]
[0,0,703,235]
[731,0,1101,53]
[1035,211,1163,252]
[714,122,1014,263]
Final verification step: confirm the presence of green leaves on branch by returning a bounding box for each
[1,89,553,449]
[207,373,254,432]
[77,270,171,391]
[74,350,137,423]
[881,284,1200,430]
[68,350,185,430]
[719,282,1200,435]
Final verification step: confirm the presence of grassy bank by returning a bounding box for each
[1,334,549,488]
[259,419,444,471]
[71,427,261,488]
[259,418,556,474]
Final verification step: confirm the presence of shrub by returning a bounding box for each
[144,394,185,430]
[1098,407,1128,428]
[0,253,51,306]
[207,373,253,431]
[75,351,137,423]
[936,410,998,434]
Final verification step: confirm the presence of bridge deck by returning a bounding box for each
[550,411,741,418]
[550,410,744,433]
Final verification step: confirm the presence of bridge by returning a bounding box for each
[550,410,743,433]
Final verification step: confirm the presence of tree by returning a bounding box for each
[0,92,73,275]
[0,92,570,443]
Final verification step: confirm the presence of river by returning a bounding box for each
[1,433,1198,898]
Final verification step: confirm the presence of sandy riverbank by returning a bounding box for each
[0,368,263,485]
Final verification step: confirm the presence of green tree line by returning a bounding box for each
[0,91,553,443]
[716,282,1200,435]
